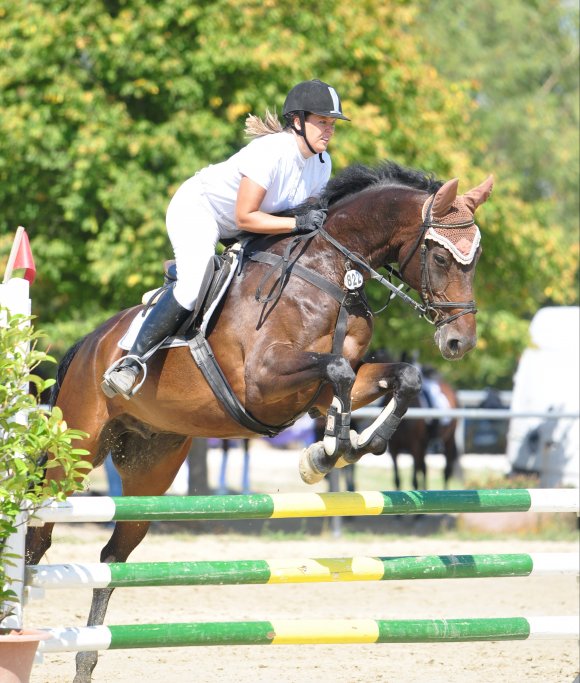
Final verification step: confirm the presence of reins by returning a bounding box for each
[318,195,478,328]
[191,193,478,438]
[253,230,318,305]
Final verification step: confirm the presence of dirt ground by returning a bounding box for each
[26,522,579,683]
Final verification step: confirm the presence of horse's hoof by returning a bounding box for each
[299,444,327,484]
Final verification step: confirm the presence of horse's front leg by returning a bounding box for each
[250,346,356,483]
[335,361,422,466]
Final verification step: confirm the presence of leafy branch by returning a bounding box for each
[0,307,91,623]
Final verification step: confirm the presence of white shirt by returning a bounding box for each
[197,131,331,235]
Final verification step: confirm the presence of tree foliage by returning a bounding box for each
[405,0,579,385]
[0,0,578,388]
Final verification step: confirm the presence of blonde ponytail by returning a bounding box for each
[244,109,285,138]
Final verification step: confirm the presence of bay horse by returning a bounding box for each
[26,161,492,682]
[388,374,459,490]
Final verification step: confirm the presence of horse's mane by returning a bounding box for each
[291,160,444,216]
[323,160,443,207]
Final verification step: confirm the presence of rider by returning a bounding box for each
[421,367,452,425]
[102,79,349,399]
[403,351,452,435]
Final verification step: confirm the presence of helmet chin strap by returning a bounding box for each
[292,112,324,163]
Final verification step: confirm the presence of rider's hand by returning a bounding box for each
[292,208,327,234]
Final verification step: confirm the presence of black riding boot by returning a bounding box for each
[102,287,191,399]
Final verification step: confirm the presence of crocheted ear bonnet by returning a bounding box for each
[422,195,481,265]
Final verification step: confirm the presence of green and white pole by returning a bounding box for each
[29,488,579,525]
[27,553,579,590]
[37,617,580,653]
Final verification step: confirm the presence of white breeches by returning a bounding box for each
[165,176,228,311]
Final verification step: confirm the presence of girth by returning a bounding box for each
[188,331,285,437]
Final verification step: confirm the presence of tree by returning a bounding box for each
[1,0,577,387]
[399,0,580,384]
[0,1,474,335]
[418,0,579,230]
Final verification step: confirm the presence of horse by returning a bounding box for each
[351,350,459,490]
[26,160,492,682]
[388,373,459,490]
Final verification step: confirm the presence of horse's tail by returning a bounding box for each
[49,337,86,408]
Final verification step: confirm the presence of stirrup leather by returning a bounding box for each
[101,355,147,399]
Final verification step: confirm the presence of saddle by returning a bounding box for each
[119,244,240,353]
[147,243,241,333]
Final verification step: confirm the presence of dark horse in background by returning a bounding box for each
[27,161,492,682]
[388,370,459,490]
[358,350,460,490]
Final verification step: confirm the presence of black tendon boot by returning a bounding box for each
[102,287,191,399]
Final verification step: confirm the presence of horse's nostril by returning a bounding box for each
[447,338,461,354]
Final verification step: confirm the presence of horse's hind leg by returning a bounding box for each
[74,434,189,683]
[73,518,154,683]
[25,523,55,566]
[26,426,104,566]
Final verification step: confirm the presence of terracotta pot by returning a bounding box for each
[0,629,49,683]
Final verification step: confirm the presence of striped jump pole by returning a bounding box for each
[27,553,579,589]
[37,617,580,653]
[29,488,579,525]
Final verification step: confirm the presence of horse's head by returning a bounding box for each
[399,175,493,360]
[318,162,493,360]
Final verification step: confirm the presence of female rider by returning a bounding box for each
[103,79,349,399]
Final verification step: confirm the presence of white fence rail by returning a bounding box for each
[353,407,579,420]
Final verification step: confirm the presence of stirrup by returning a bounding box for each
[101,355,147,400]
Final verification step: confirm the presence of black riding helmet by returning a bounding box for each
[283,79,349,161]
[283,79,350,121]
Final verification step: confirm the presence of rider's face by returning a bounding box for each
[301,114,337,155]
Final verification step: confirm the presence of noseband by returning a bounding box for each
[395,196,478,327]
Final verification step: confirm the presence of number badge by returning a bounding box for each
[344,269,364,291]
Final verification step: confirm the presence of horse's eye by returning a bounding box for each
[433,253,447,267]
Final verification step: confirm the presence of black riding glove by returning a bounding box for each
[292,208,327,234]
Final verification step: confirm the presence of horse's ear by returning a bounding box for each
[431,178,459,219]
[462,175,494,213]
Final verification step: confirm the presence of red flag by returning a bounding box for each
[12,228,36,284]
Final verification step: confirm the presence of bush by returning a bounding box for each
[0,307,91,624]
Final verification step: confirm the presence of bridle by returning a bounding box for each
[391,195,478,327]
[317,194,478,328]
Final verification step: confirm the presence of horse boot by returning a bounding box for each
[101,287,191,400]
